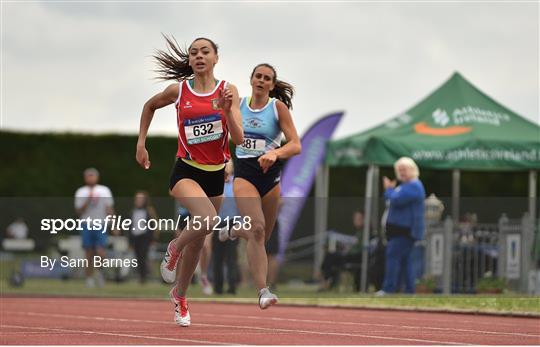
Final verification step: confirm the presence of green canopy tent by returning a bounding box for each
[315,72,540,292]
[327,72,539,170]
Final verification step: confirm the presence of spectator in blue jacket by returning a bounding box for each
[376,157,425,295]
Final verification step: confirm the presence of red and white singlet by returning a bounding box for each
[175,80,230,165]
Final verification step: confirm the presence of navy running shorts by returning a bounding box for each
[234,157,283,197]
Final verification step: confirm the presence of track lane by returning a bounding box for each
[1,297,538,345]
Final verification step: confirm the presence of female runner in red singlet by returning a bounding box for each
[136,36,243,327]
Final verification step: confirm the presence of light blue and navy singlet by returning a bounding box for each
[236,97,283,159]
[234,97,284,197]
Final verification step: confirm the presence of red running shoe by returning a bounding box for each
[169,286,190,327]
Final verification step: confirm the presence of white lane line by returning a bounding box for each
[5,311,467,345]
[196,322,468,345]
[194,312,540,338]
[326,311,538,328]
[106,304,540,337]
[0,324,234,345]
[48,298,540,328]
[4,298,535,328]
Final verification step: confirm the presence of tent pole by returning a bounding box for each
[361,165,375,292]
[529,170,537,225]
[452,169,460,225]
[523,170,537,292]
[447,169,460,294]
[372,166,380,236]
[313,165,329,281]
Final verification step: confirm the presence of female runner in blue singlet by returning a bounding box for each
[220,63,301,309]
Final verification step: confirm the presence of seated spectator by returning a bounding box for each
[320,242,346,291]
[319,211,385,292]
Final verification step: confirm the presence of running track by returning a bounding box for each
[1,297,539,345]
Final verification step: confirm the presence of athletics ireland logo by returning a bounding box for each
[414,108,473,136]
[432,108,450,126]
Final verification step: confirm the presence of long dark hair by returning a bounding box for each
[251,63,294,109]
[153,34,219,81]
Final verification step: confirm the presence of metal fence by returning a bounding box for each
[425,213,538,294]
[451,223,499,293]
[303,212,538,294]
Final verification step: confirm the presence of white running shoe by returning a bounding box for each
[169,286,190,327]
[258,287,278,309]
[200,275,213,295]
[218,226,237,242]
[160,240,181,284]
[375,290,386,297]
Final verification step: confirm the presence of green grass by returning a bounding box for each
[1,278,539,316]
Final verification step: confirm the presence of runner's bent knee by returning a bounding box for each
[248,220,265,243]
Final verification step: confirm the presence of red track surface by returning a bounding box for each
[1,297,539,345]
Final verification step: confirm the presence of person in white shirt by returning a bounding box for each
[74,168,115,287]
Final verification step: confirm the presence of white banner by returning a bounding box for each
[506,234,521,279]
[430,233,444,276]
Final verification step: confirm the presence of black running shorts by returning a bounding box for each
[169,159,225,197]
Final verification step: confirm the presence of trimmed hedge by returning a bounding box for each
[0,131,179,197]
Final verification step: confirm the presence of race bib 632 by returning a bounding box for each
[184,114,224,145]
